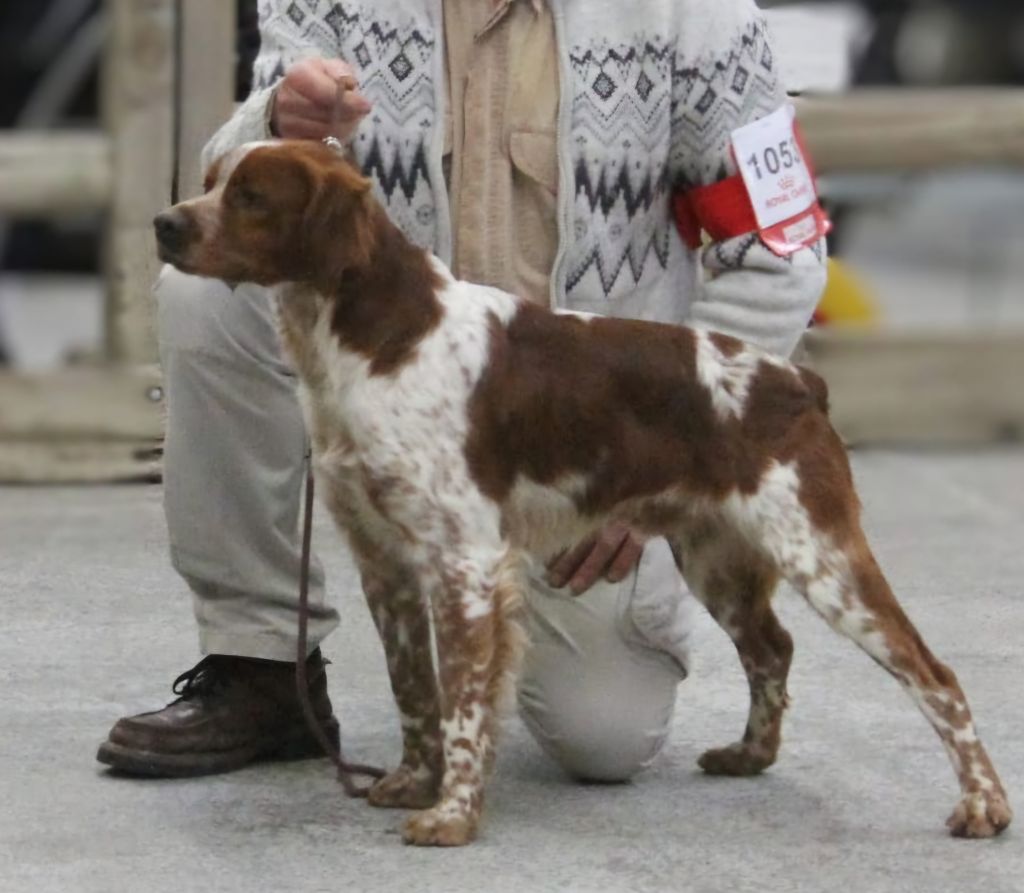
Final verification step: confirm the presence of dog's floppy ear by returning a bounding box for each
[303,159,376,285]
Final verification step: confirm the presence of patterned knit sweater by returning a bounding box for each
[203,0,827,357]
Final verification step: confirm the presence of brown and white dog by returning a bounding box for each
[154,139,1011,846]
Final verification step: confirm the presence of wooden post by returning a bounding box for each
[0,367,165,483]
[803,329,1024,446]
[6,74,1024,479]
[0,133,112,214]
[0,0,243,482]
[797,89,1024,173]
[176,0,236,200]
[103,0,176,365]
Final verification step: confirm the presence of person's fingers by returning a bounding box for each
[318,57,372,95]
[273,88,371,140]
[273,58,372,140]
[567,525,631,595]
[320,61,373,118]
[280,82,370,122]
[317,57,357,79]
[545,537,595,589]
[287,58,345,106]
[332,72,359,94]
[289,59,371,115]
[274,116,335,141]
[331,88,373,121]
[275,90,334,124]
[604,533,644,584]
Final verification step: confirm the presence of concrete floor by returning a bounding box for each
[1,449,1023,893]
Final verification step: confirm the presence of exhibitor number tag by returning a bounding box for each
[730,104,829,255]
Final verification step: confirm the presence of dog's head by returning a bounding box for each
[153,140,375,288]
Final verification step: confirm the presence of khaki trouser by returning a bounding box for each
[156,267,694,781]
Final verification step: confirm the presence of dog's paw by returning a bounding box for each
[698,743,775,777]
[367,765,439,810]
[402,804,477,847]
[946,792,1013,838]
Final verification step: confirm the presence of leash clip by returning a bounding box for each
[322,136,344,154]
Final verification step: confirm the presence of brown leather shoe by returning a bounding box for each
[96,650,340,777]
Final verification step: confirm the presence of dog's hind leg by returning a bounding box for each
[801,533,1010,837]
[401,545,525,847]
[675,525,792,776]
[751,460,1012,838]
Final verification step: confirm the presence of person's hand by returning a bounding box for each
[270,57,372,141]
[545,521,645,596]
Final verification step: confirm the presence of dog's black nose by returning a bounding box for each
[153,211,188,251]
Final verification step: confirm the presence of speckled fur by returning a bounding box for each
[157,141,1011,846]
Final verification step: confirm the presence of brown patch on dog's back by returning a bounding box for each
[465,304,837,519]
[467,306,733,512]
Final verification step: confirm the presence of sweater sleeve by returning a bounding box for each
[200,0,345,171]
[670,0,827,358]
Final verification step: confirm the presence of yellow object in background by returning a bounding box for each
[814,258,879,326]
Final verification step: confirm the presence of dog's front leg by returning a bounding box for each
[357,563,444,810]
[401,548,523,847]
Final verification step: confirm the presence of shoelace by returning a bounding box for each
[171,655,229,699]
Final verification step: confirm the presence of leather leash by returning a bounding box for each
[295,77,384,795]
[296,447,385,796]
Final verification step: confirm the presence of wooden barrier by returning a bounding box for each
[802,328,1024,446]
[0,133,112,214]
[103,0,176,365]
[1,62,1023,479]
[0,366,164,482]
[176,0,238,202]
[797,89,1024,173]
[0,0,234,482]
[795,88,1024,445]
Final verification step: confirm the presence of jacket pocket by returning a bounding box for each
[509,129,558,196]
[508,129,560,300]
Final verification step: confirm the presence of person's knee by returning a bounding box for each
[155,264,234,355]
[520,689,673,782]
[155,265,288,379]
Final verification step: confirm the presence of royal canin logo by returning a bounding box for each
[778,176,796,191]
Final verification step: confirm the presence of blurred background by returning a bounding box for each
[3,7,1022,887]
[1,0,1023,481]
[0,0,256,370]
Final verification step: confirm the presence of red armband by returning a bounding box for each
[673,176,759,250]
[673,107,831,257]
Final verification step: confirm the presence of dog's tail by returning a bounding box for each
[488,550,527,718]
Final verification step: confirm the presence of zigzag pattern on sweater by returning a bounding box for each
[564,35,674,301]
[574,155,667,222]
[254,0,439,249]
[564,21,782,301]
[565,225,673,296]
[243,2,808,309]
[670,19,779,189]
[570,155,673,295]
[360,135,430,204]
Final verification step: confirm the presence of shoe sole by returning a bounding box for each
[95,716,341,778]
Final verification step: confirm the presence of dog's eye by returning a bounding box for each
[234,186,266,210]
